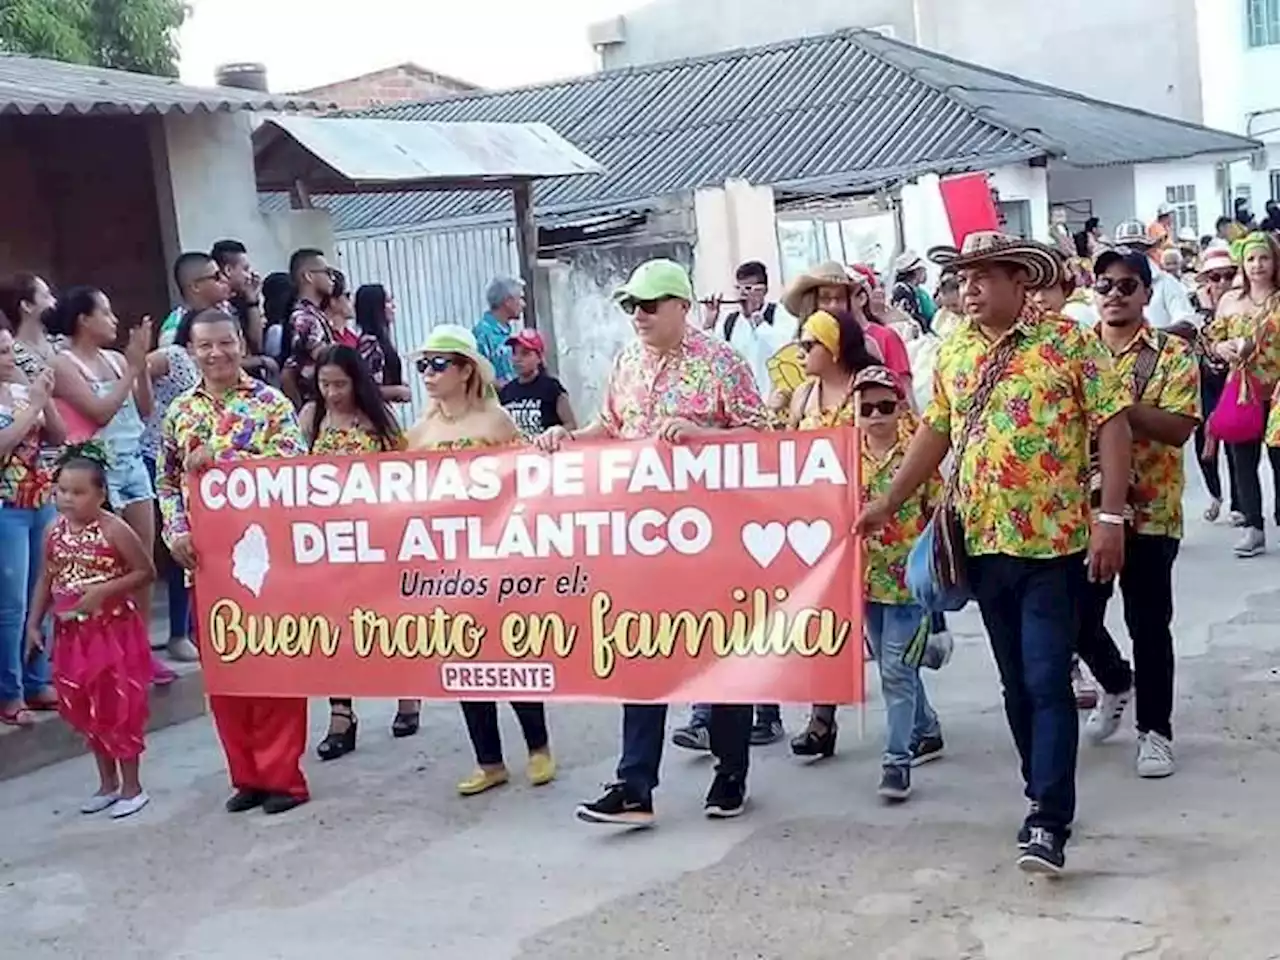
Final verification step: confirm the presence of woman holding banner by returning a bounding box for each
[405,324,556,795]
[301,345,406,761]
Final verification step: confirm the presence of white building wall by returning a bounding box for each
[1133,160,1220,238]
[595,0,1201,120]
[1047,165,1137,238]
[159,112,333,280]
[693,180,785,303]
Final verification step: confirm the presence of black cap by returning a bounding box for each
[1094,247,1153,288]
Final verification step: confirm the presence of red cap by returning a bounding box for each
[848,263,881,289]
[506,328,546,355]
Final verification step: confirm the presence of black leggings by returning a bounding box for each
[1197,371,1238,506]
[1225,439,1280,531]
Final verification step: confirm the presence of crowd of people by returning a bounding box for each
[1,201,1278,876]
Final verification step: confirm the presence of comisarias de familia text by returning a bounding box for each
[199,439,848,563]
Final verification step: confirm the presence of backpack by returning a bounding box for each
[723,302,777,343]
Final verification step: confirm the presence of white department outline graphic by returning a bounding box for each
[231,524,271,597]
[740,520,833,568]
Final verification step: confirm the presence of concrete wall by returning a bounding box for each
[158,112,334,288]
[594,0,1201,120]
[693,180,784,304]
[293,66,477,111]
[1047,165,1138,239]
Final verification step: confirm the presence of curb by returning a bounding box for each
[0,662,206,782]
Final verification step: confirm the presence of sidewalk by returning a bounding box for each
[0,589,207,781]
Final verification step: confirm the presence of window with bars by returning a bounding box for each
[1249,0,1280,47]
[1165,185,1198,234]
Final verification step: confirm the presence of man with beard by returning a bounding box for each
[1075,248,1199,781]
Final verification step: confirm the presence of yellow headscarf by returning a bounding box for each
[802,310,841,357]
[1231,231,1271,265]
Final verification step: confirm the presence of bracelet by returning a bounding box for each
[1095,512,1125,526]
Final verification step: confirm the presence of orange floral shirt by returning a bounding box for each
[923,308,1130,559]
[1098,325,1199,539]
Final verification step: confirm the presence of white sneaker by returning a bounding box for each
[109,792,151,819]
[81,792,119,814]
[1136,732,1175,778]
[1229,510,1248,527]
[1234,528,1266,558]
[1085,687,1132,744]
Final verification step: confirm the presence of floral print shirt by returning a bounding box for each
[861,415,939,605]
[1205,293,1280,385]
[923,307,1130,559]
[599,327,767,439]
[311,419,405,455]
[157,374,306,544]
[0,384,49,509]
[1099,325,1200,540]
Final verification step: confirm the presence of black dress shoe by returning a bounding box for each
[262,793,309,815]
[225,789,267,813]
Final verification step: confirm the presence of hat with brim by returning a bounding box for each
[612,258,695,305]
[1196,246,1236,279]
[412,323,496,387]
[852,365,903,398]
[781,261,866,318]
[927,232,1061,290]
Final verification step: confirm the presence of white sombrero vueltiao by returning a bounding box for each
[927,231,1063,290]
[411,323,497,390]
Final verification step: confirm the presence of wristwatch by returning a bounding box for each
[1095,512,1125,527]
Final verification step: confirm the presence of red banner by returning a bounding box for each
[939,171,1000,245]
[189,431,863,704]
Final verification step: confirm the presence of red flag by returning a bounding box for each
[939,173,1000,245]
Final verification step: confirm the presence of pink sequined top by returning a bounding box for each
[46,515,129,610]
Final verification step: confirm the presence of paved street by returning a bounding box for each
[5,478,1280,959]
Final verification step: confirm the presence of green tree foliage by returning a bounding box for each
[0,0,188,77]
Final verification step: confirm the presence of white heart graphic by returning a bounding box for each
[787,520,833,567]
[741,522,787,569]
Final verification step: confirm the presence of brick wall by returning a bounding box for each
[298,66,475,110]
[0,116,169,326]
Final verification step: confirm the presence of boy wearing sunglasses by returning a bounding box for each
[853,366,945,803]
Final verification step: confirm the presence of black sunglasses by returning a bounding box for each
[1094,276,1144,297]
[798,339,822,353]
[415,355,458,375]
[621,296,674,315]
[859,400,899,417]
[1205,270,1236,283]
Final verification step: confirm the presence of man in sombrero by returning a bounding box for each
[856,231,1133,875]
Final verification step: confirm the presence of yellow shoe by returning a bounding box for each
[527,752,557,787]
[457,767,509,796]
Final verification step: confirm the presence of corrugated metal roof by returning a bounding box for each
[253,116,603,191]
[279,29,1258,234]
[0,53,325,116]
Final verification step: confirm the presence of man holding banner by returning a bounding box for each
[538,259,768,825]
[157,308,313,816]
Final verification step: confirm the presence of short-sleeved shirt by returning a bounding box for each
[862,425,942,605]
[500,372,566,437]
[141,345,200,462]
[599,327,767,439]
[923,307,1131,559]
[473,312,516,384]
[1099,325,1200,539]
[286,299,355,400]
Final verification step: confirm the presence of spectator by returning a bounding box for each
[211,239,277,382]
[354,284,411,405]
[474,276,524,386]
[499,329,576,437]
[283,248,338,407]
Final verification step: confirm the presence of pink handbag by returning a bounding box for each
[1210,370,1266,444]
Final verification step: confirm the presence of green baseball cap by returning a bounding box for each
[613,258,695,305]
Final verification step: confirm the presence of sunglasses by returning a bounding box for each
[798,339,822,353]
[621,296,674,315]
[859,400,899,417]
[1094,276,1144,297]
[415,355,459,375]
[1205,270,1236,283]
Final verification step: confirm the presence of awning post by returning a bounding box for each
[513,181,538,329]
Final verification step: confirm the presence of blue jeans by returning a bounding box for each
[618,703,752,797]
[968,553,1083,836]
[144,456,190,639]
[689,703,779,726]
[0,502,56,702]
[867,601,940,769]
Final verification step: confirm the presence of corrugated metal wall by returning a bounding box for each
[333,224,518,418]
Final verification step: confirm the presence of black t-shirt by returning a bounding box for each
[500,372,566,436]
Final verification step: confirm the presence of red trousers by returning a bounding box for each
[209,695,309,799]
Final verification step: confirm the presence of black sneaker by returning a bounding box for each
[877,765,912,802]
[671,723,711,752]
[704,774,747,818]
[910,735,945,767]
[224,789,266,813]
[262,793,308,816]
[575,783,655,826]
[1017,827,1066,876]
[750,718,784,746]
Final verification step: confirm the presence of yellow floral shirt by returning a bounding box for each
[1205,293,1280,385]
[862,423,941,604]
[1098,325,1200,539]
[923,308,1130,559]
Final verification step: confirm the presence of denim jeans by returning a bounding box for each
[690,703,779,726]
[867,601,940,769]
[0,502,56,702]
[968,552,1083,836]
[144,456,190,639]
[618,703,752,797]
